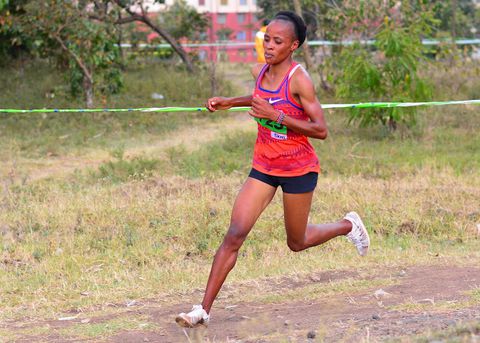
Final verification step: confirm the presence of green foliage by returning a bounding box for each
[336,17,432,130]
[430,0,479,38]
[13,0,123,106]
[0,0,32,62]
[256,0,321,40]
[157,0,208,41]
[0,0,8,11]
[256,0,291,19]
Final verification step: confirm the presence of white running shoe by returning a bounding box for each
[345,211,370,256]
[175,304,209,328]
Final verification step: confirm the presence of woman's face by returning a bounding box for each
[263,20,299,65]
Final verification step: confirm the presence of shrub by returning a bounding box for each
[336,17,433,131]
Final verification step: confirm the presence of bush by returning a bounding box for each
[336,17,432,131]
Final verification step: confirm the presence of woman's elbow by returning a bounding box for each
[314,126,328,140]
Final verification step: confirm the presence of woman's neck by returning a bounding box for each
[267,57,294,79]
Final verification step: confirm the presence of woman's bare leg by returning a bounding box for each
[282,191,352,252]
[201,178,277,313]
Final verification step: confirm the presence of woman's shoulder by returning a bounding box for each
[251,63,266,79]
[290,63,315,94]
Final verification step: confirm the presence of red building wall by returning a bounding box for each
[201,12,261,63]
[143,11,262,63]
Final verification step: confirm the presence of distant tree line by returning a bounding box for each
[0,0,208,107]
[1,0,478,129]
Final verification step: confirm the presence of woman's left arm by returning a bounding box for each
[249,69,328,140]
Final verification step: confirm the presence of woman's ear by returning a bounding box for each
[291,40,299,51]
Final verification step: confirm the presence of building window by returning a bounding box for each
[237,31,246,41]
[217,28,233,41]
[217,14,227,24]
[198,0,205,5]
[199,31,207,41]
[237,13,245,23]
[220,0,228,5]
[239,0,247,5]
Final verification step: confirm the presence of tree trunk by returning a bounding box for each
[139,16,194,72]
[54,34,95,107]
[292,0,313,70]
[114,1,194,73]
[451,0,457,42]
[450,0,458,66]
[83,74,94,108]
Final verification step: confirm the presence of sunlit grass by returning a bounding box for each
[1,60,479,333]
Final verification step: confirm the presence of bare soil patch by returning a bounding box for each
[4,264,480,342]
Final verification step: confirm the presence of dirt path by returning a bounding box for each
[5,264,479,342]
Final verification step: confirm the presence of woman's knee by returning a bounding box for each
[287,239,305,252]
[222,225,249,250]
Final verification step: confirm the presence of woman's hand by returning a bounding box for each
[205,97,233,112]
[248,95,277,120]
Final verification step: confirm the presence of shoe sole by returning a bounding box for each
[175,315,206,328]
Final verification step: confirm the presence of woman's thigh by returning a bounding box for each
[282,191,314,242]
[229,177,277,233]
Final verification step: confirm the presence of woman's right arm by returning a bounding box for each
[205,96,252,112]
[205,63,264,112]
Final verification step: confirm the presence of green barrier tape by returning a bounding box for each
[1,100,479,114]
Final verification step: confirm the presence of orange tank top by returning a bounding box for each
[252,62,320,176]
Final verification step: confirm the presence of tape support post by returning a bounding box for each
[1,100,480,114]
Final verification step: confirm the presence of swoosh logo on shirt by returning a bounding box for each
[268,98,283,104]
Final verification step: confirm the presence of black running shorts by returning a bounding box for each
[248,168,318,194]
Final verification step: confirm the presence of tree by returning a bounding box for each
[256,0,320,40]
[293,0,313,70]
[112,0,197,72]
[430,0,478,38]
[0,0,32,63]
[16,0,123,107]
[336,16,432,131]
[157,0,208,41]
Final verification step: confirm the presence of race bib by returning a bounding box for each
[253,117,287,134]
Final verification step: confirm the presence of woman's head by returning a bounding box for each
[273,11,307,47]
[263,11,307,64]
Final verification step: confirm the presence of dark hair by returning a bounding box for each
[274,11,307,47]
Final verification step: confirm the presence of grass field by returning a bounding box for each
[1,59,479,341]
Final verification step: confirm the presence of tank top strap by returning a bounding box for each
[255,64,269,88]
[283,62,303,109]
[288,64,302,80]
[278,62,299,93]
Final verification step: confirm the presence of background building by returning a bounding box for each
[138,0,262,62]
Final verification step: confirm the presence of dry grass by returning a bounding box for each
[1,61,479,330]
[1,166,479,321]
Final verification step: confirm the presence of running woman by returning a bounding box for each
[175,11,370,328]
